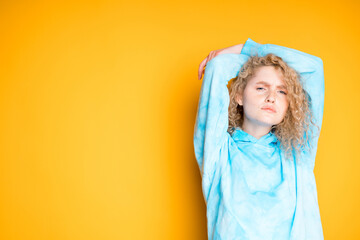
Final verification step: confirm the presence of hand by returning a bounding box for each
[198,43,244,80]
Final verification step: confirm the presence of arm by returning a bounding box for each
[194,53,250,201]
[241,38,325,170]
[198,44,244,80]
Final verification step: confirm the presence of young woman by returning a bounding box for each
[193,38,324,240]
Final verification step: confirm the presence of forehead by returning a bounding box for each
[249,66,287,88]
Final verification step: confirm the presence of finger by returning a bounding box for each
[198,61,204,80]
[198,56,208,80]
[209,50,216,61]
[199,51,216,80]
[207,51,213,63]
[198,57,206,79]
[214,50,221,57]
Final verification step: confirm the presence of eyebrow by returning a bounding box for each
[255,81,287,89]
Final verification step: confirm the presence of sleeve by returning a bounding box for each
[193,53,250,201]
[241,38,325,170]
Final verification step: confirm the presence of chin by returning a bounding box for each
[258,117,282,126]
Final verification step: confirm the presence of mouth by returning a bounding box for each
[261,107,276,113]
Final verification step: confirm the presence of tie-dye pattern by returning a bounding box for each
[193,39,324,240]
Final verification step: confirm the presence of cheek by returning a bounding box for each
[284,99,290,109]
[280,99,290,115]
[243,91,260,105]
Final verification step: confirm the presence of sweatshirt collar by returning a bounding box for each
[231,127,278,146]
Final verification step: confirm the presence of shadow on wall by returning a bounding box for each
[162,65,208,239]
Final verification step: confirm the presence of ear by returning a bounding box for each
[235,93,243,106]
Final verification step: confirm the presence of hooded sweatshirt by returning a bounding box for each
[193,38,324,240]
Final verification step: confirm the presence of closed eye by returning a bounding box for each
[279,91,287,95]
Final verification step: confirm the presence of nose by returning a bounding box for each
[265,91,276,103]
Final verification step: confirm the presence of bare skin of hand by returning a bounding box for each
[198,43,244,80]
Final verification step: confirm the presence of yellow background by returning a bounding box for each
[1,0,359,239]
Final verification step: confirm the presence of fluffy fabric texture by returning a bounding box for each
[193,38,324,240]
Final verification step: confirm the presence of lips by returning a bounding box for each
[261,106,276,113]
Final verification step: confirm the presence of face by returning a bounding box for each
[236,66,289,130]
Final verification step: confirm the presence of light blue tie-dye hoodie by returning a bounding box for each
[193,38,324,240]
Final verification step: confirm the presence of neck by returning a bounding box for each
[241,121,272,140]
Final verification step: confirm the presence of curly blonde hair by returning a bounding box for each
[228,53,319,160]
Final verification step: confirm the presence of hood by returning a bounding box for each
[231,127,278,146]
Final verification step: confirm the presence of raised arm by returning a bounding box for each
[241,38,325,170]
[194,53,249,201]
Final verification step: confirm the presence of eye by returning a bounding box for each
[256,87,265,91]
[279,91,287,95]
